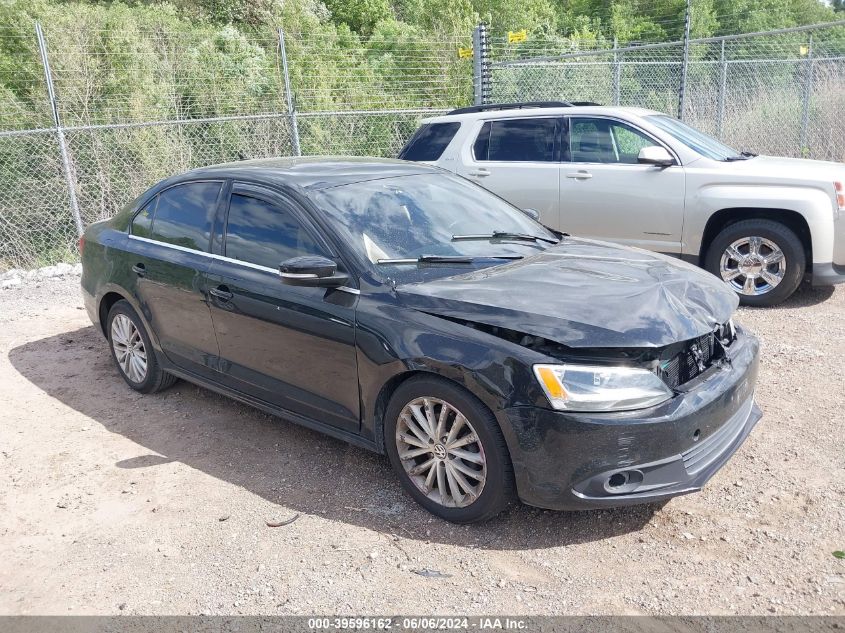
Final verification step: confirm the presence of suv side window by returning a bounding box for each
[569,117,659,164]
[143,182,222,250]
[473,118,558,162]
[224,193,327,270]
[398,122,461,161]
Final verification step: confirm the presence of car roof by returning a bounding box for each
[422,105,662,124]
[180,156,439,191]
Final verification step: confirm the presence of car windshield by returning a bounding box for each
[647,115,743,161]
[311,173,558,283]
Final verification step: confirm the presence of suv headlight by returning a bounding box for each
[533,364,673,412]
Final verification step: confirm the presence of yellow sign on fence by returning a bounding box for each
[458,46,473,59]
[508,29,527,44]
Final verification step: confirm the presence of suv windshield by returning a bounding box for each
[311,173,558,282]
[647,115,743,161]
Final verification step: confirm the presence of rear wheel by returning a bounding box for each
[705,219,805,307]
[384,376,515,523]
[106,300,177,393]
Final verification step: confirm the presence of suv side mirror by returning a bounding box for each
[521,208,541,221]
[638,146,675,167]
[279,255,350,288]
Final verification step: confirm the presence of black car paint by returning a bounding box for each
[81,157,761,511]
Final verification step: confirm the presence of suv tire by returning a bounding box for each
[705,219,805,307]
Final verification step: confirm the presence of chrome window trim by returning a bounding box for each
[128,233,208,256]
[126,234,360,295]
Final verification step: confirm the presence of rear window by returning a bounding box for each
[398,122,460,161]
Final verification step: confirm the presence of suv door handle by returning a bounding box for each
[566,171,593,180]
[468,168,490,177]
[131,263,146,277]
[209,286,233,301]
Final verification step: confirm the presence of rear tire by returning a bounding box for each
[384,375,515,523]
[705,219,804,307]
[106,300,177,393]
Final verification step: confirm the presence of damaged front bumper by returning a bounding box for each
[501,327,761,511]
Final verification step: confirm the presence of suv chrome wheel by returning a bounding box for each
[395,397,486,508]
[111,313,147,383]
[719,236,786,296]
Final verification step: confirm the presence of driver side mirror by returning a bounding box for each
[637,146,675,167]
[279,255,350,288]
[521,208,541,221]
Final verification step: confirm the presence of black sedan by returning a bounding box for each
[80,157,762,523]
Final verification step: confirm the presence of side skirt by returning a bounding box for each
[163,365,382,455]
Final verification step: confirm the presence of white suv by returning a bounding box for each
[399,102,845,306]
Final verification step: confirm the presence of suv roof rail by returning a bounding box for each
[446,101,577,115]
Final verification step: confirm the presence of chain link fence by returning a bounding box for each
[0,24,463,269]
[2,20,845,270]
[487,21,845,161]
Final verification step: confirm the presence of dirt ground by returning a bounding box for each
[0,275,843,616]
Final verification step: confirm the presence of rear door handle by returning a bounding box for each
[131,263,146,277]
[209,286,233,301]
[566,171,593,180]
[468,168,490,178]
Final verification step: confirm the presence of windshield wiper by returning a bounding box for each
[452,231,559,244]
[724,151,758,161]
[376,254,524,265]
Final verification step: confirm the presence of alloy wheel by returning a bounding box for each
[719,236,786,296]
[395,397,486,508]
[111,314,148,383]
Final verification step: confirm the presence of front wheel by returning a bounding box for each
[705,219,805,307]
[384,376,515,523]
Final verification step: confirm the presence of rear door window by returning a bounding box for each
[473,118,559,162]
[144,182,222,251]
[224,192,327,270]
[398,122,461,161]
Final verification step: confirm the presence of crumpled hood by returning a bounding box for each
[396,238,739,348]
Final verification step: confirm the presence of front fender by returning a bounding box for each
[353,294,545,454]
[686,184,835,263]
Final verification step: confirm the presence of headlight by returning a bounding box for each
[533,364,673,412]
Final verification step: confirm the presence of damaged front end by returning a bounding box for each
[433,313,739,395]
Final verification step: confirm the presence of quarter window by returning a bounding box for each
[398,122,461,161]
[473,118,558,162]
[224,193,326,269]
[131,198,156,239]
[144,182,221,250]
[569,117,659,164]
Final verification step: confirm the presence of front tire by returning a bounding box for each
[106,300,177,393]
[384,376,515,523]
[705,219,805,307]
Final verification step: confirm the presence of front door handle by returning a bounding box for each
[131,263,146,277]
[209,286,233,301]
[468,168,490,177]
[566,171,593,180]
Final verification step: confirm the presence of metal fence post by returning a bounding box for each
[717,39,727,138]
[35,21,83,237]
[278,28,301,156]
[678,0,691,119]
[472,24,490,105]
[799,35,814,153]
[612,38,622,106]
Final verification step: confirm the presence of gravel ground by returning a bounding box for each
[0,274,843,616]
